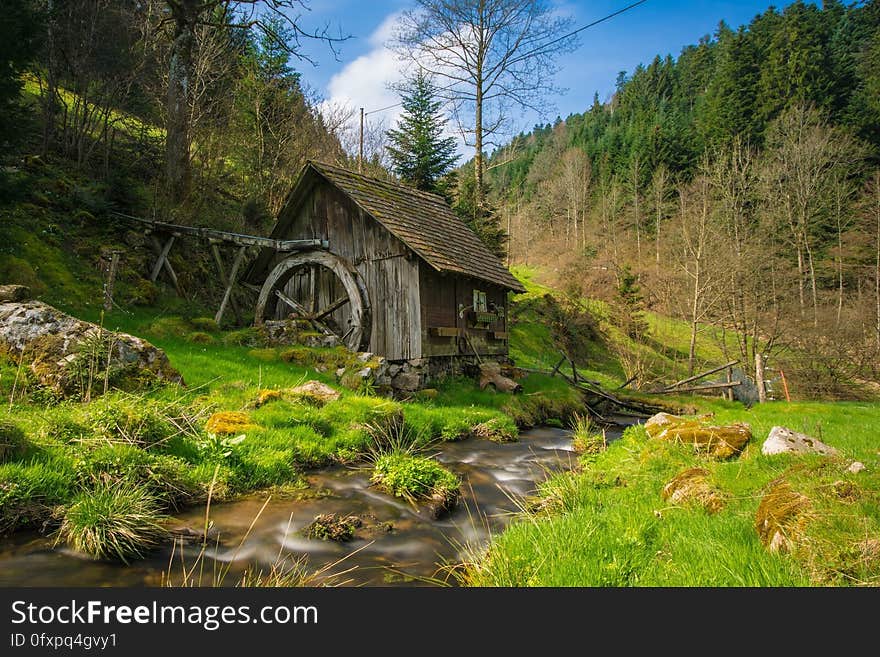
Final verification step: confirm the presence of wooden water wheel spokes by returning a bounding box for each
[254,250,371,352]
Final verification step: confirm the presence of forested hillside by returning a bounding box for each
[486,0,880,397]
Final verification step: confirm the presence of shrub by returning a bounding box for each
[56,482,168,562]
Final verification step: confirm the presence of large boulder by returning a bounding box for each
[0,300,183,397]
[644,412,751,459]
[762,426,839,457]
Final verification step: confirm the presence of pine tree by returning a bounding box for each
[386,72,459,192]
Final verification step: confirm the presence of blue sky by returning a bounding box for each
[293,1,805,151]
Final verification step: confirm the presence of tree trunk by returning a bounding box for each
[166,2,199,205]
[42,0,58,156]
[474,75,484,218]
[755,352,767,403]
[796,245,806,317]
[876,175,880,350]
[688,262,700,377]
[805,239,819,328]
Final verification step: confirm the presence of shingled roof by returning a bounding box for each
[267,161,525,292]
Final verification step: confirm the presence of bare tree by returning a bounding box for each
[761,103,860,326]
[650,163,669,270]
[671,171,721,375]
[559,147,591,250]
[392,0,578,212]
[162,0,346,204]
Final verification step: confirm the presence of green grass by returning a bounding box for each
[56,481,168,562]
[465,400,880,587]
[371,452,460,504]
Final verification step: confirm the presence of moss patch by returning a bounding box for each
[205,411,252,435]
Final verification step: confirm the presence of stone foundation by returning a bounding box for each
[337,353,513,396]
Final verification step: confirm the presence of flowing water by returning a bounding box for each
[0,425,623,587]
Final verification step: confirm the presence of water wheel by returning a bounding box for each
[254,250,371,352]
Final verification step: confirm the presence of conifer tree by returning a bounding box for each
[386,72,459,192]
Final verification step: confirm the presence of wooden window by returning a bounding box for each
[473,289,488,312]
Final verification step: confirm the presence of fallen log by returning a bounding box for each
[654,381,742,395]
[662,360,739,391]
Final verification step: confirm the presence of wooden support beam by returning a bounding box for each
[549,356,566,377]
[211,243,242,325]
[149,235,175,282]
[215,246,247,326]
[103,251,121,311]
[148,234,182,296]
[111,211,327,251]
[274,289,338,339]
[314,296,349,321]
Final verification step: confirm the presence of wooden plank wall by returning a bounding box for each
[419,264,509,358]
[276,182,422,360]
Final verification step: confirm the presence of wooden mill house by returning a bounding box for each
[244,161,525,381]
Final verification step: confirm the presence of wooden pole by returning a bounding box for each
[359,107,364,174]
[779,368,791,402]
[210,242,241,325]
[103,250,120,311]
[215,246,247,325]
[755,352,767,403]
[725,366,734,402]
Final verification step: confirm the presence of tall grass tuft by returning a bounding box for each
[56,482,168,563]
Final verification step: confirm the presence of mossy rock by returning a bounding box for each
[187,331,214,345]
[644,412,751,459]
[0,421,28,463]
[205,411,252,435]
[288,381,341,406]
[305,513,361,542]
[661,467,724,514]
[755,479,811,553]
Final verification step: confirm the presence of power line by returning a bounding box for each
[359,0,650,118]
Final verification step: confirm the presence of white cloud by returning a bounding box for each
[320,12,409,132]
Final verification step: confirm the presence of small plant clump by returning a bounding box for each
[570,414,607,454]
[56,482,169,562]
[371,452,460,506]
[305,513,362,542]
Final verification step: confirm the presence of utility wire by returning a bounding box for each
[361,0,650,117]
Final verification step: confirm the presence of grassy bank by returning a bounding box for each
[0,309,582,560]
[463,398,880,586]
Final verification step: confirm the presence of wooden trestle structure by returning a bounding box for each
[111,212,328,326]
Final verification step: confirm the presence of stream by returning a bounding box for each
[0,425,623,587]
